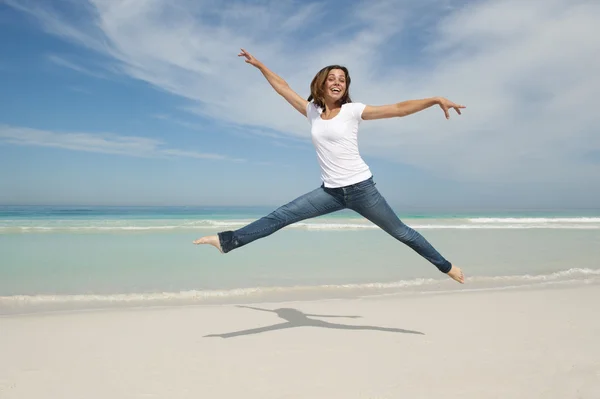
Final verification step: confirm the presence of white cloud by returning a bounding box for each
[0,124,243,162]
[47,54,109,79]
[5,0,600,190]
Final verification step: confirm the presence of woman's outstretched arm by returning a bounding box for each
[238,49,309,117]
[361,97,465,120]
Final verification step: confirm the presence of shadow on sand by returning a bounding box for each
[204,305,424,338]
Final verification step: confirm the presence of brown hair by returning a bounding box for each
[307,65,352,110]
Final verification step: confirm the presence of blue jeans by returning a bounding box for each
[218,176,452,273]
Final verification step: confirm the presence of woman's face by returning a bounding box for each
[323,68,347,103]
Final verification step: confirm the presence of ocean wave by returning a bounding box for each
[2,268,598,309]
[0,278,437,307]
[469,217,600,224]
[2,218,600,233]
[466,267,600,282]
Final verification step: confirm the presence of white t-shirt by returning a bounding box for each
[306,101,372,188]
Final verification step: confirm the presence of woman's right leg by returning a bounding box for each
[216,186,345,253]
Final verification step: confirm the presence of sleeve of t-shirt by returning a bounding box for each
[348,102,366,122]
[306,102,320,125]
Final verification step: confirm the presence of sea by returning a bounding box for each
[1,205,599,315]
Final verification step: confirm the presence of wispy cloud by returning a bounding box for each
[0,124,244,162]
[152,114,212,133]
[5,0,600,188]
[47,54,108,79]
[153,113,312,149]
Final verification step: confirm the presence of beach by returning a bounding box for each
[1,206,600,397]
[2,283,599,398]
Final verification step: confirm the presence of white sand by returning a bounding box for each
[1,285,599,399]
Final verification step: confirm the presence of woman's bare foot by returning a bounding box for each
[193,235,223,253]
[447,265,465,284]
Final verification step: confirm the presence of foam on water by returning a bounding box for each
[469,217,600,223]
[2,216,600,233]
[2,268,598,315]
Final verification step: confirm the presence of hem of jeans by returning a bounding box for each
[441,261,452,274]
[217,231,232,254]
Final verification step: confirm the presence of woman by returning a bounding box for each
[194,49,465,284]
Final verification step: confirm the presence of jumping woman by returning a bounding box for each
[194,49,465,284]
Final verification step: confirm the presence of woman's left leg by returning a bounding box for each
[346,178,453,274]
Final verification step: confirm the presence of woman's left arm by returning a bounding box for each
[361,97,465,120]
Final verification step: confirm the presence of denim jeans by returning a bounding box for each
[218,176,452,273]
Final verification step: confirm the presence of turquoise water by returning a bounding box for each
[1,205,600,314]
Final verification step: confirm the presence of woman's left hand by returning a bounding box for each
[437,97,466,119]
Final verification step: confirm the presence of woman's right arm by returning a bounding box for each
[238,49,308,117]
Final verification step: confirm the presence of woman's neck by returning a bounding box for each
[323,99,340,114]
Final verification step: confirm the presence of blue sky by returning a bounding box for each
[1,0,599,209]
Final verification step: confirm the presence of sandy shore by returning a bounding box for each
[1,284,599,399]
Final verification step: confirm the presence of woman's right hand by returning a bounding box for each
[237,48,308,117]
[238,48,261,68]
